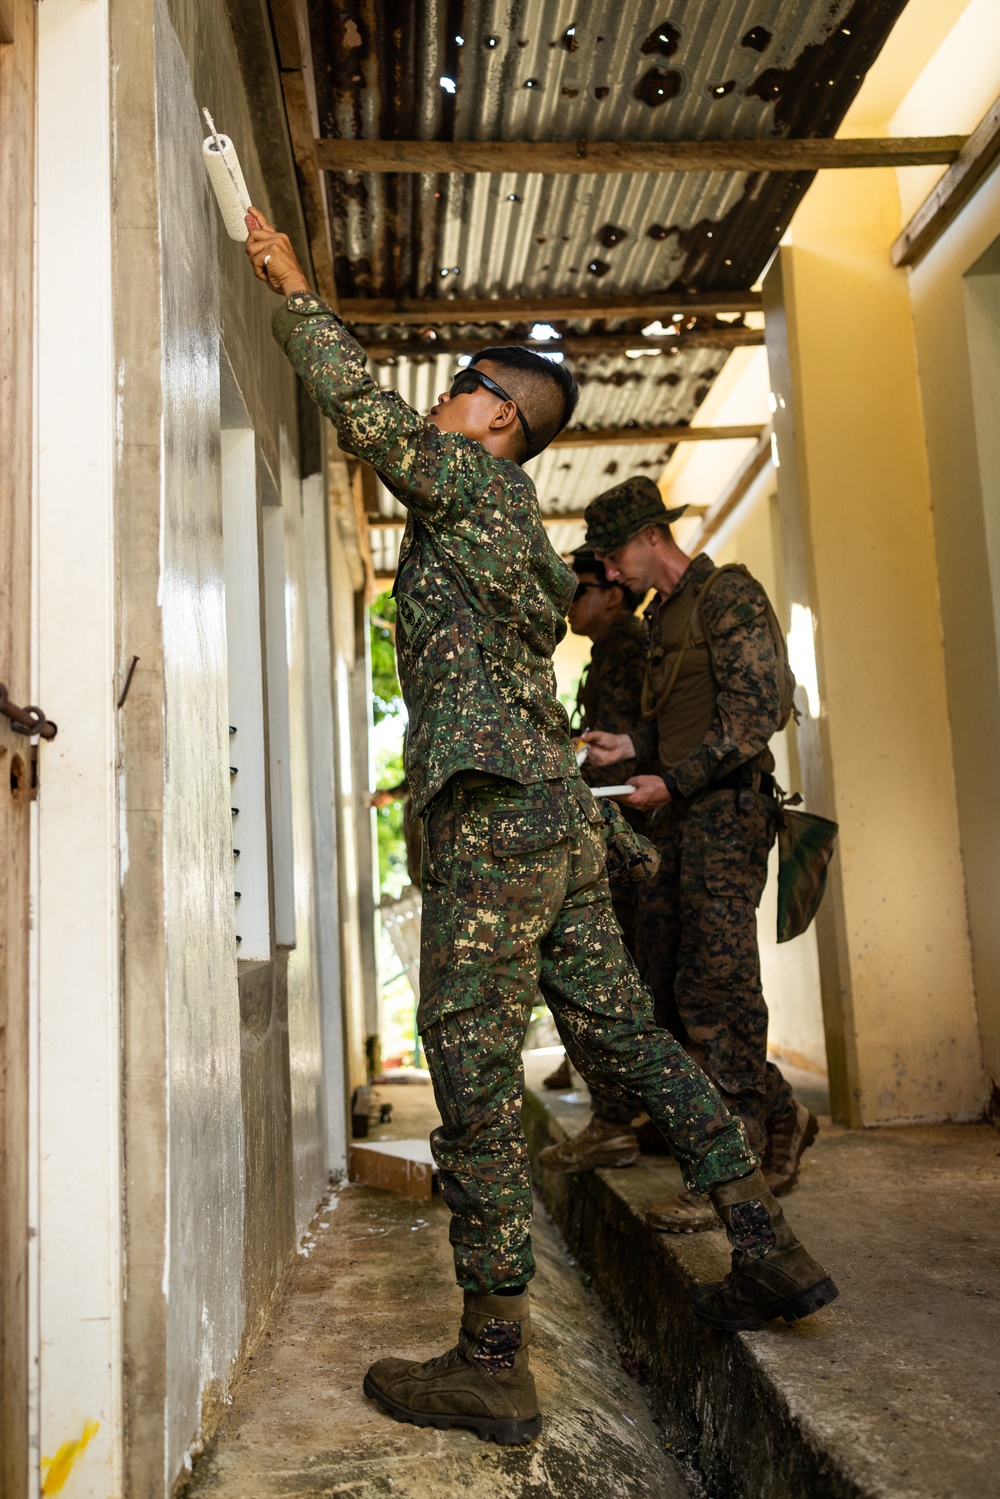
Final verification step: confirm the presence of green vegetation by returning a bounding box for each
[370,592,409,897]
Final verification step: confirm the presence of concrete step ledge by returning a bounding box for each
[524,1083,866,1499]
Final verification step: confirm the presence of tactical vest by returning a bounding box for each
[641,562,795,772]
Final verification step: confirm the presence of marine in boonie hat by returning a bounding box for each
[579,475,688,555]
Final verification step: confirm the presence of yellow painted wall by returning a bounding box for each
[888,0,1000,1103]
[770,163,985,1123]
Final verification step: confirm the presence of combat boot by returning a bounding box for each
[763,1099,819,1196]
[542,1054,572,1090]
[539,1114,639,1171]
[646,1189,722,1234]
[694,1168,839,1332]
[364,1288,541,1445]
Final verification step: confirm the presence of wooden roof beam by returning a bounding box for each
[369,506,707,532]
[341,291,762,324]
[892,96,1000,269]
[362,328,763,360]
[269,0,338,308]
[551,423,763,449]
[316,137,965,177]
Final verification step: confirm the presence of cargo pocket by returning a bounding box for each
[490,807,566,857]
[422,793,456,887]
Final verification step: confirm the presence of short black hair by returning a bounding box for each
[572,553,643,614]
[470,345,579,460]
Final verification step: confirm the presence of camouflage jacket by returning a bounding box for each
[632,553,779,798]
[572,613,646,786]
[272,293,578,814]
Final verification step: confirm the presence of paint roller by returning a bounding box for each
[201,108,259,240]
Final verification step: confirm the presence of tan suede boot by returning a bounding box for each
[364,1288,541,1445]
[694,1168,839,1331]
[646,1189,722,1234]
[763,1099,819,1196]
[538,1114,639,1171]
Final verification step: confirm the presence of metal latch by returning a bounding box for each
[0,683,58,740]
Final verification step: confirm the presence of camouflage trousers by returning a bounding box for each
[417,772,756,1293]
[593,785,794,1153]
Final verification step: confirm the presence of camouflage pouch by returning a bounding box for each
[776,806,838,943]
[598,799,661,884]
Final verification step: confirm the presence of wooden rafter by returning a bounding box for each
[362,328,763,360]
[341,291,762,324]
[269,0,338,308]
[551,423,763,449]
[316,137,965,177]
[892,96,1000,269]
[369,506,706,532]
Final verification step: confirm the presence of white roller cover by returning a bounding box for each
[202,132,251,241]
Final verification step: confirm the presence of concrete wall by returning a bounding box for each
[98,0,363,1488]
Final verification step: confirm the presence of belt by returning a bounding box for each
[705,767,775,798]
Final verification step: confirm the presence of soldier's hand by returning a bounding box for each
[583,730,634,767]
[624,775,672,810]
[245,207,311,296]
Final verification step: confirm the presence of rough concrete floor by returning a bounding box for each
[525,1051,1000,1499]
[188,1080,691,1499]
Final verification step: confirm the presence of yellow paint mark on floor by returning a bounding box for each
[41,1420,99,1494]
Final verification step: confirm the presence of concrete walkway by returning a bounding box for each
[524,1051,1000,1499]
[188,1081,690,1499]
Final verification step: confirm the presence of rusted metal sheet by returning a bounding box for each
[304,0,908,575]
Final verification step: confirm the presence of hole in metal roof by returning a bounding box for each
[484,35,500,49]
[524,77,541,88]
[740,25,771,52]
[439,76,456,93]
[647,223,669,241]
[595,86,610,100]
[634,68,683,107]
[641,20,680,58]
[559,24,580,52]
[596,224,628,249]
[710,79,736,97]
[587,260,611,278]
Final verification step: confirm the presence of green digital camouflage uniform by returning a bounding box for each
[584,480,795,1156]
[272,294,756,1291]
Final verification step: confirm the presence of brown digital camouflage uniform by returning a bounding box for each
[580,511,795,1153]
[273,296,757,1291]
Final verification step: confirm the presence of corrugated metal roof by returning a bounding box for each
[308,0,909,575]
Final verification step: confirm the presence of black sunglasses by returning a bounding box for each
[448,368,534,456]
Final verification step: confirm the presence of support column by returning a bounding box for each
[764,167,985,1126]
[35,1,123,1492]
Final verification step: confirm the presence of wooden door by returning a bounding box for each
[0,1,37,1493]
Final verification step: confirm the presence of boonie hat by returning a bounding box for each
[581,476,687,554]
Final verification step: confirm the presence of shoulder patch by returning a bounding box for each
[701,569,768,635]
